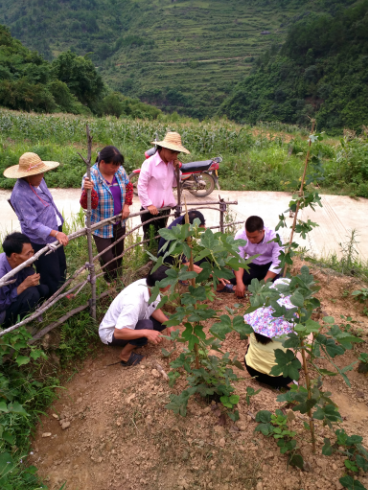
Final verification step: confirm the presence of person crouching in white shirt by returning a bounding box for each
[99,265,175,366]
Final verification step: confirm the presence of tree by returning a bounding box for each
[52,50,104,107]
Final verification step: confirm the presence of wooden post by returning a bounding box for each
[219,195,226,233]
[175,162,182,218]
[78,125,96,320]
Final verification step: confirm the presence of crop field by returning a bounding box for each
[0,109,367,198]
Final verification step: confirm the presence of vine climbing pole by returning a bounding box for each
[78,125,97,320]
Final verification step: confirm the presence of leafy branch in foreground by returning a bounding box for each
[149,220,254,419]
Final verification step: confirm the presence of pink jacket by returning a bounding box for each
[137,151,177,209]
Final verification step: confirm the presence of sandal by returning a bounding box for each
[218,284,234,293]
[120,352,144,367]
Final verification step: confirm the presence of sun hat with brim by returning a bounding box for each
[244,295,296,339]
[3,152,60,179]
[151,131,190,154]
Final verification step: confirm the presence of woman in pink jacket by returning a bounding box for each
[137,132,190,243]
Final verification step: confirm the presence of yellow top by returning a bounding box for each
[245,333,287,377]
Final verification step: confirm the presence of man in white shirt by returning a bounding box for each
[231,216,282,298]
[99,265,174,366]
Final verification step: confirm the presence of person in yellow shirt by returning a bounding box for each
[244,279,312,389]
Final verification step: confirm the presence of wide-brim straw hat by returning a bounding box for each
[4,152,60,179]
[151,131,190,154]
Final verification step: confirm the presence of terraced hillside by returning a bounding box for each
[0,0,317,118]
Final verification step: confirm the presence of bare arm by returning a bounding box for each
[234,268,246,297]
[113,327,163,345]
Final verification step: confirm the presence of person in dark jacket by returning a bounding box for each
[0,233,48,327]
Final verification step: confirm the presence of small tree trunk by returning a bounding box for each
[283,119,316,277]
[300,338,316,452]
[184,196,199,368]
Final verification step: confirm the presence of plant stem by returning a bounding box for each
[283,119,316,277]
[184,196,200,368]
[300,338,316,453]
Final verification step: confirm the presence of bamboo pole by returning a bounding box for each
[219,196,226,233]
[283,119,316,277]
[77,125,96,320]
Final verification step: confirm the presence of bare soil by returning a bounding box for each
[30,260,368,490]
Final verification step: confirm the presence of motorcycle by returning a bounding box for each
[128,147,222,198]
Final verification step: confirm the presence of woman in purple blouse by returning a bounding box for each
[4,152,69,297]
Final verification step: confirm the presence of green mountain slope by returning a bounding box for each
[219,0,368,133]
[0,0,327,118]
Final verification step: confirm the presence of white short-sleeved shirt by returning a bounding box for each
[98,279,161,344]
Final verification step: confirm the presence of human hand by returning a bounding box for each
[165,326,176,336]
[219,278,230,287]
[147,205,158,215]
[55,232,69,246]
[235,281,246,298]
[122,204,130,220]
[83,178,94,190]
[146,330,163,345]
[19,273,41,293]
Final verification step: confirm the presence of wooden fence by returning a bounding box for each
[0,200,240,340]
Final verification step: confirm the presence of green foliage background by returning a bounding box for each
[220,0,368,133]
[0,0,351,120]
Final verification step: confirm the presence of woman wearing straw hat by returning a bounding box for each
[4,152,68,297]
[243,279,312,389]
[137,131,190,243]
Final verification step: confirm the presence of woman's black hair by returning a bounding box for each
[3,232,31,257]
[179,210,205,226]
[254,332,272,345]
[96,146,124,166]
[146,264,170,287]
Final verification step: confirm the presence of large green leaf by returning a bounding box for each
[339,476,366,490]
[269,349,301,380]
[232,316,253,339]
[290,290,304,308]
[210,315,232,340]
[0,452,16,480]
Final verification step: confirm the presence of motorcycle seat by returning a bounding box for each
[180,160,213,173]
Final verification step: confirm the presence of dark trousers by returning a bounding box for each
[108,317,165,348]
[93,223,125,282]
[32,226,67,297]
[3,284,49,327]
[140,207,171,244]
[230,262,280,286]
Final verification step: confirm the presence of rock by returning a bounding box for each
[60,421,70,430]
[218,438,226,448]
[126,393,136,404]
[256,483,263,490]
[237,422,247,431]
[151,369,160,378]
[96,457,103,463]
[42,432,52,438]
[76,397,83,403]
[52,413,59,420]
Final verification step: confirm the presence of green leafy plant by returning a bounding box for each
[255,409,303,469]
[323,429,368,489]
[351,288,368,303]
[245,386,261,406]
[149,218,254,419]
[357,353,368,375]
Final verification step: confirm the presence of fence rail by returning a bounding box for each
[0,199,240,338]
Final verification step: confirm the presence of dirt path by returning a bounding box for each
[30,261,368,490]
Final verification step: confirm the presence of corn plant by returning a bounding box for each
[149,219,254,419]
